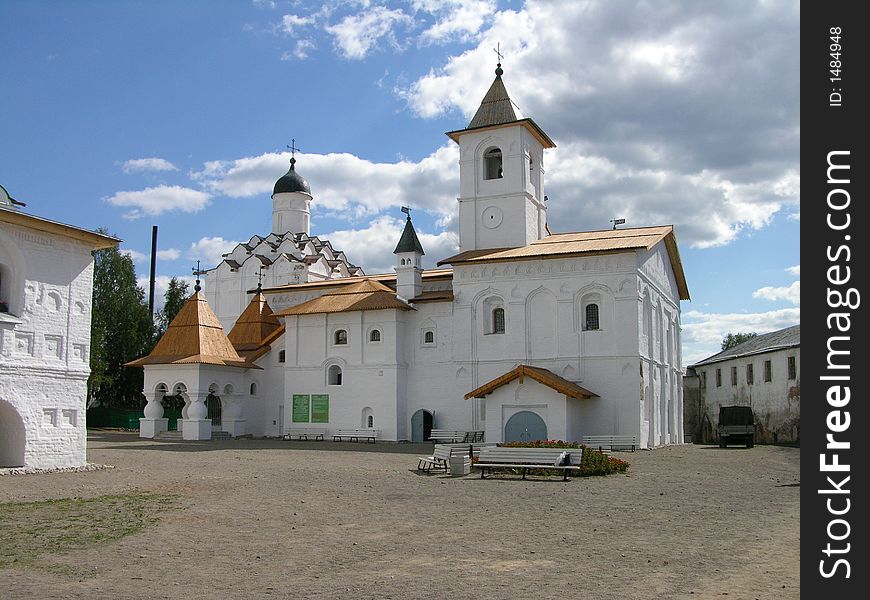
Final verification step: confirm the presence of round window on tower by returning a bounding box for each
[481,206,503,229]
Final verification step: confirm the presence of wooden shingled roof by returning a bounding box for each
[127,291,259,369]
[464,365,598,400]
[274,278,413,317]
[227,291,285,363]
[439,225,690,300]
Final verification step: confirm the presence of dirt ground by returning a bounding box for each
[0,431,800,600]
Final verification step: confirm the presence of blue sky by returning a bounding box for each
[0,0,799,365]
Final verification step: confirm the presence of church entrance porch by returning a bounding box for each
[504,410,547,443]
[206,391,222,430]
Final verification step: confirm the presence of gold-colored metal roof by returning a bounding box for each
[439,225,690,300]
[465,365,598,400]
[274,278,413,317]
[127,291,259,369]
[227,292,283,352]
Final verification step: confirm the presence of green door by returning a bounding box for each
[504,411,547,443]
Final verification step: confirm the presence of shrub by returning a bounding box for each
[500,440,629,476]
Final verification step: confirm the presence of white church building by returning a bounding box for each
[1,184,118,469]
[133,64,690,448]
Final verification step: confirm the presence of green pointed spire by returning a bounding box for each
[393,215,425,255]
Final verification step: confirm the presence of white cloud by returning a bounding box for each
[188,236,241,268]
[753,280,800,305]
[193,145,459,222]
[105,185,211,219]
[282,39,316,60]
[681,307,800,366]
[122,248,181,263]
[281,14,314,35]
[415,0,495,44]
[121,157,178,174]
[325,6,413,59]
[253,0,276,9]
[323,215,458,275]
[786,265,799,276]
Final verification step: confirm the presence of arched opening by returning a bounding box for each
[250,382,257,396]
[369,329,381,342]
[492,307,505,334]
[207,384,222,427]
[410,409,433,442]
[327,365,343,386]
[424,330,434,344]
[504,410,547,443]
[585,303,600,330]
[0,399,26,467]
[0,230,26,316]
[334,329,348,345]
[484,147,503,180]
[361,407,374,429]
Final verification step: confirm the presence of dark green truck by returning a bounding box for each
[717,406,755,448]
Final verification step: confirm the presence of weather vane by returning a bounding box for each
[192,260,207,291]
[401,206,411,218]
[256,266,265,292]
[610,218,626,230]
[494,42,504,64]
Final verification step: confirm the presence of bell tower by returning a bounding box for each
[271,142,312,235]
[446,63,556,253]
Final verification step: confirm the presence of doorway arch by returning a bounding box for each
[410,409,433,442]
[504,410,547,443]
[0,399,26,467]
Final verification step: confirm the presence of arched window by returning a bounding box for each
[370,329,381,342]
[334,329,347,345]
[250,382,257,396]
[278,350,286,363]
[492,307,505,334]
[367,415,373,428]
[328,365,343,385]
[424,330,434,344]
[484,147,503,180]
[585,303,600,330]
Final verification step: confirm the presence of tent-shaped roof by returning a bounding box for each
[228,291,284,360]
[274,278,413,317]
[393,216,425,255]
[127,291,259,369]
[464,365,598,400]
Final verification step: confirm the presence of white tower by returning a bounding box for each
[271,156,312,235]
[447,63,556,253]
[393,209,424,301]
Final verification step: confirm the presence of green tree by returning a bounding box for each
[155,277,190,337]
[88,234,154,408]
[721,332,758,351]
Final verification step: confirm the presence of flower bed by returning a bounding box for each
[499,440,630,477]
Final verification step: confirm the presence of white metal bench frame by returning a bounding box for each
[282,428,325,441]
[582,435,638,452]
[476,447,584,481]
[333,428,381,443]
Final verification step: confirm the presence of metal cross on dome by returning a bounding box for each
[286,138,301,157]
[256,266,265,291]
[192,260,207,292]
[493,42,504,64]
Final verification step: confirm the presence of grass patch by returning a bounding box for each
[0,492,176,569]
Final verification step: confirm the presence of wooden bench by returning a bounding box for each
[282,428,325,441]
[582,435,639,452]
[417,444,453,473]
[333,428,380,443]
[476,447,584,481]
[429,429,485,443]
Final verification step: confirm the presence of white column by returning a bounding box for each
[139,391,168,439]
[182,393,212,440]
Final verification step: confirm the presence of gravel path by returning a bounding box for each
[0,431,800,600]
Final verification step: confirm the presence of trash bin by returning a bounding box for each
[450,452,470,476]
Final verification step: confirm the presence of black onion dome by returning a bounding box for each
[272,158,311,196]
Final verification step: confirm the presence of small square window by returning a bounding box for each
[278,350,286,363]
[334,330,348,345]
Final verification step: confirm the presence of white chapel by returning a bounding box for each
[132,64,690,448]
